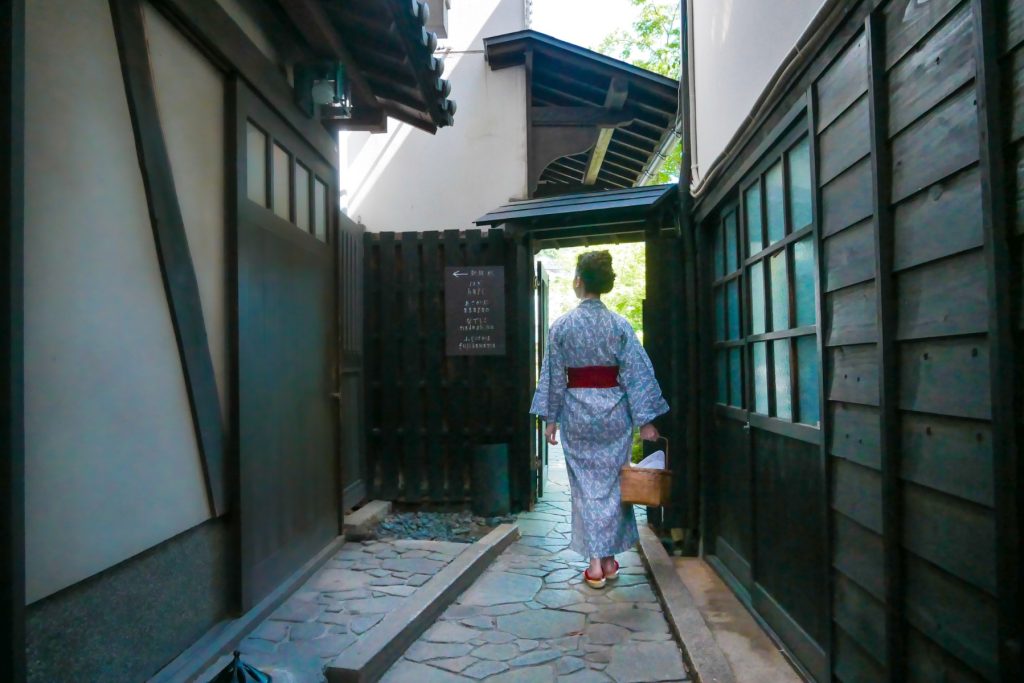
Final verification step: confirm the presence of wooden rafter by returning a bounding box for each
[584,77,629,185]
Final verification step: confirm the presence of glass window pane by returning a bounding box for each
[729,347,742,408]
[295,163,311,232]
[794,237,816,327]
[715,287,725,341]
[797,335,820,425]
[713,224,724,280]
[727,279,740,340]
[753,342,769,414]
[745,183,762,255]
[770,250,790,331]
[766,161,785,244]
[717,351,728,404]
[750,261,766,335]
[725,212,738,273]
[314,178,328,241]
[774,339,792,420]
[246,122,267,206]
[788,138,813,230]
[272,143,290,221]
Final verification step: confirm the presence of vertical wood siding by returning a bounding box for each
[815,26,888,681]
[818,1,1004,680]
[364,229,528,508]
[701,0,1016,678]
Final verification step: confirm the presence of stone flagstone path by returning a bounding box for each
[202,539,471,682]
[381,445,690,683]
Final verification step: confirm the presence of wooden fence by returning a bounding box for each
[363,228,531,508]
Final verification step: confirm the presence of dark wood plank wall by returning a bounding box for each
[364,229,530,509]
[997,0,1024,678]
[815,2,999,680]
[886,1,998,679]
[338,214,367,510]
[814,27,890,682]
[817,1,1001,680]
[698,0,1020,680]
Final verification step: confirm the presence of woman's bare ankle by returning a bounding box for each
[600,556,616,574]
[588,558,604,578]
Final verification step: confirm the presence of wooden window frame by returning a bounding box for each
[711,205,745,409]
[716,126,821,431]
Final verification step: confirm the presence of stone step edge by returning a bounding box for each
[149,535,348,683]
[327,523,520,683]
[637,525,737,683]
[343,500,392,541]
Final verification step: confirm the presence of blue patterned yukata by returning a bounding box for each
[530,299,669,558]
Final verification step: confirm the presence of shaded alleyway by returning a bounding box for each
[381,445,689,682]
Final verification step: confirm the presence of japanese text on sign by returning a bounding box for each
[445,266,506,356]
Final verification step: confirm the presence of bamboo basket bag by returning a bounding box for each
[620,436,671,507]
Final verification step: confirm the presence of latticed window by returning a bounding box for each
[714,135,821,426]
[711,208,743,408]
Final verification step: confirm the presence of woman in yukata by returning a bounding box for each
[530,250,669,589]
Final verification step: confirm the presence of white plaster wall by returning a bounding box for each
[691,0,827,183]
[24,0,210,603]
[144,3,230,425]
[341,0,528,232]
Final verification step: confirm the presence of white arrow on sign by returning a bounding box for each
[452,270,468,278]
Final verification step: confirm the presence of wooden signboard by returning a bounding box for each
[445,266,506,356]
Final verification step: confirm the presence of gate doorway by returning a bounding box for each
[475,184,694,522]
[535,260,550,500]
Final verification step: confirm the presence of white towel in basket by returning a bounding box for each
[634,450,666,470]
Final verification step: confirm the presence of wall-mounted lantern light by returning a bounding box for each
[295,62,352,120]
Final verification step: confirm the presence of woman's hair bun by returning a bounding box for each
[576,250,616,295]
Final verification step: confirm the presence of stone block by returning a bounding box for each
[343,501,392,540]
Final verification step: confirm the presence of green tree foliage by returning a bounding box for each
[597,0,682,185]
[539,243,646,338]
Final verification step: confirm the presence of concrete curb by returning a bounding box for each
[343,500,392,540]
[327,523,520,683]
[637,525,737,683]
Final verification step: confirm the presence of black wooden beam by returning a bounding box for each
[1,0,25,680]
[531,105,637,128]
[151,0,337,162]
[865,12,903,682]
[110,0,228,516]
[322,105,387,134]
[807,84,834,677]
[972,0,1022,678]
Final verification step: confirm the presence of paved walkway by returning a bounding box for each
[381,445,690,683]
[204,539,472,681]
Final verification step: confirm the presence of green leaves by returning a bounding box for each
[539,243,646,339]
[597,0,681,79]
[596,0,682,185]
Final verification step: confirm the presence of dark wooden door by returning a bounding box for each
[535,260,550,499]
[702,163,827,680]
[338,213,366,510]
[234,82,338,609]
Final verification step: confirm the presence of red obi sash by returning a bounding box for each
[567,366,620,389]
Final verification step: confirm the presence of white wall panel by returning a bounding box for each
[143,3,229,426]
[692,0,827,182]
[24,0,209,603]
[341,0,528,232]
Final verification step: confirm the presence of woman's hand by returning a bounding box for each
[545,422,559,446]
[639,423,660,442]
